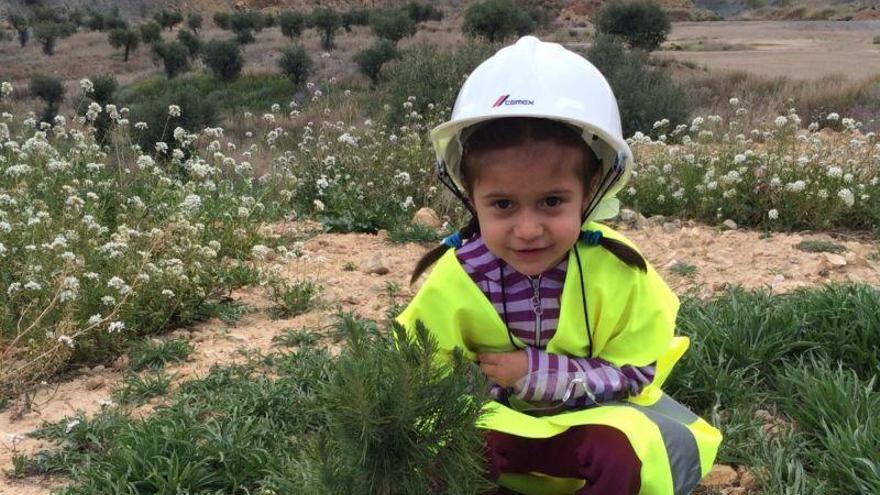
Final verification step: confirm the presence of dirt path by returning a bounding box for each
[656,20,880,80]
[2,221,878,494]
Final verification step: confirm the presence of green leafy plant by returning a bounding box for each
[128,338,194,371]
[354,39,399,85]
[267,278,320,319]
[796,240,846,254]
[114,371,173,404]
[201,39,243,81]
[463,0,535,42]
[108,27,140,61]
[594,0,671,52]
[278,44,313,87]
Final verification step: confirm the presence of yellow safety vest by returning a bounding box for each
[397,222,722,495]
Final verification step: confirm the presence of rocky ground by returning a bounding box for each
[1,216,878,495]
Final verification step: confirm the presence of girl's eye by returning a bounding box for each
[493,199,513,210]
[544,197,563,207]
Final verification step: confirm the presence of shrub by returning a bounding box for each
[382,42,496,125]
[85,12,126,32]
[267,278,320,319]
[108,27,140,62]
[152,41,191,79]
[354,39,398,85]
[311,8,342,50]
[279,10,306,38]
[186,13,203,34]
[406,1,443,23]
[10,14,30,46]
[342,8,370,31]
[369,9,415,43]
[213,11,231,29]
[277,44,313,87]
[585,34,687,137]
[29,74,64,123]
[34,21,66,55]
[83,74,118,143]
[138,21,161,43]
[463,0,535,42]
[593,0,671,52]
[201,39,243,82]
[177,28,201,58]
[228,11,264,44]
[154,9,184,31]
[125,82,218,152]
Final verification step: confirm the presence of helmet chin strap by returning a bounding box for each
[581,152,626,223]
[435,159,477,217]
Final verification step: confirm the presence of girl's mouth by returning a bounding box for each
[513,247,548,258]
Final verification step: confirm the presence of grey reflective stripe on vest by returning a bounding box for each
[625,394,702,495]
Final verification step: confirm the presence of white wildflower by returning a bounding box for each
[58,335,75,349]
[313,199,325,211]
[107,321,126,334]
[768,209,779,220]
[168,105,181,117]
[837,188,855,207]
[80,78,94,94]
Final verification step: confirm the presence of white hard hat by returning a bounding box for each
[430,36,633,222]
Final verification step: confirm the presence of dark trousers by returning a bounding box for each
[485,425,641,495]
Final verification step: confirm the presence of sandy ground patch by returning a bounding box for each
[1,222,878,494]
[655,20,880,80]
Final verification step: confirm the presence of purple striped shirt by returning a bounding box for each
[456,235,656,409]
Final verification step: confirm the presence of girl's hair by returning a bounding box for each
[410,117,646,284]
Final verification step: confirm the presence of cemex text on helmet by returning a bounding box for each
[492,95,535,108]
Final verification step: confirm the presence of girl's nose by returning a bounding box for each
[513,214,543,240]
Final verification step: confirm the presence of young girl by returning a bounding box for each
[397,37,721,495]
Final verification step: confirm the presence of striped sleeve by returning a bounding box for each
[512,347,656,405]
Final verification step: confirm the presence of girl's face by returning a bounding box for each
[469,140,592,276]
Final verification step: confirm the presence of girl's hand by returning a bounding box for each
[477,350,528,388]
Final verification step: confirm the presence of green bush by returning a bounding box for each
[154,9,184,31]
[177,29,201,58]
[311,8,342,50]
[369,9,415,43]
[29,75,64,123]
[152,41,191,79]
[279,10,306,38]
[277,44,313,87]
[138,21,161,43]
[119,73,295,114]
[10,14,30,46]
[382,42,496,125]
[108,27,140,62]
[354,39,398,85]
[463,0,535,42]
[83,74,118,143]
[201,39,243,82]
[85,12,126,32]
[213,11,231,29]
[406,1,443,23]
[585,34,687,137]
[228,11,266,44]
[186,13,203,34]
[34,21,71,56]
[125,83,218,152]
[342,8,371,31]
[593,0,671,52]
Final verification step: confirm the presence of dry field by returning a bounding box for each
[656,20,880,80]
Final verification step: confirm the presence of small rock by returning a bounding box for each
[722,219,738,230]
[91,365,105,373]
[228,335,248,343]
[342,295,359,304]
[362,254,389,275]
[619,208,646,229]
[412,207,442,228]
[754,409,773,422]
[844,251,869,267]
[85,376,105,391]
[111,355,129,370]
[647,215,666,226]
[701,464,739,487]
[376,229,389,240]
[788,255,800,264]
[739,469,758,490]
[662,222,680,233]
[820,252,847,269]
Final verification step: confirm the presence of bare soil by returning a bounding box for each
[1,220,878,495]
[656,20,880,80]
